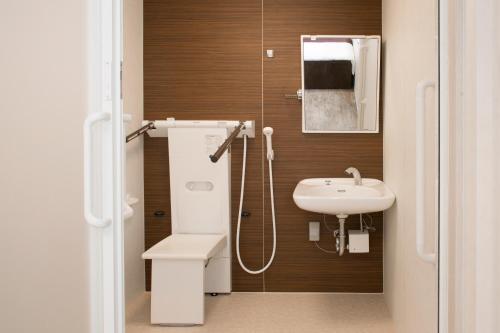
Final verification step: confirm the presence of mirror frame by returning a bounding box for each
[300,35,381,134]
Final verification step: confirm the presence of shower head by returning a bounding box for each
[263,127,274,136]
[263,127,274,160]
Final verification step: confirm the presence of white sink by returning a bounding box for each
[293,178,395,216]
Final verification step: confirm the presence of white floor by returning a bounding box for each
[126,292,394,333]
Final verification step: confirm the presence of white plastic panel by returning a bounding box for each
[168,127,231,256]
[150,259,205,325]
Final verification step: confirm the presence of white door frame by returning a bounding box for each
[438,0,450,332]
[443,0,500,331]
[86,0,124,332]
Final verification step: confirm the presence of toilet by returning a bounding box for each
[142,127,232,325]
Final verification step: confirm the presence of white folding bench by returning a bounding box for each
[142,234,227,325]
[142,127,233,325]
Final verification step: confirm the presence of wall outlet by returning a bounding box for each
[309,222,320,241]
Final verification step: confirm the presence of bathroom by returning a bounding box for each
[2,0,500,332]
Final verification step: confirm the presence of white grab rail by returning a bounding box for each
[143,118,256,139]
[84,112,112,228]
[416,80,437,264]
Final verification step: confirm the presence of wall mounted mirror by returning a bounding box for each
[301,35,381,133]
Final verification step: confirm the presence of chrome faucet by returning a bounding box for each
[345,167,362,185]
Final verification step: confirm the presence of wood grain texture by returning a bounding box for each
[143,0,382,292]
[262,0,383,292]
[144,0,264,291]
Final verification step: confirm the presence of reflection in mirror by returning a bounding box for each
[301,36,380,133]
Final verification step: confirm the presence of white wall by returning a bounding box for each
[382,0,439,331]
[0,1,90,332]
[123,0,145,312]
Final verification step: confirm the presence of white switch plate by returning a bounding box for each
[309,222,320,241]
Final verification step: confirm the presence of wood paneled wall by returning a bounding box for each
[144,0,382,292]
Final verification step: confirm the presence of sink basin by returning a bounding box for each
[293,178,395,215]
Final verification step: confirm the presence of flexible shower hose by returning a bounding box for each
[236,135,277,274]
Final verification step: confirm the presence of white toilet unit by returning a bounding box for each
[142,127,232,325]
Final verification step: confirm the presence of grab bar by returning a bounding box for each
[126,121,155,143]
[416,80,437,264]
[209,121,245,163]
[84,112,112,228]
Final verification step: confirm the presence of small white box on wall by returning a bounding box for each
[348,230,369,253]
[309,222,320,241]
